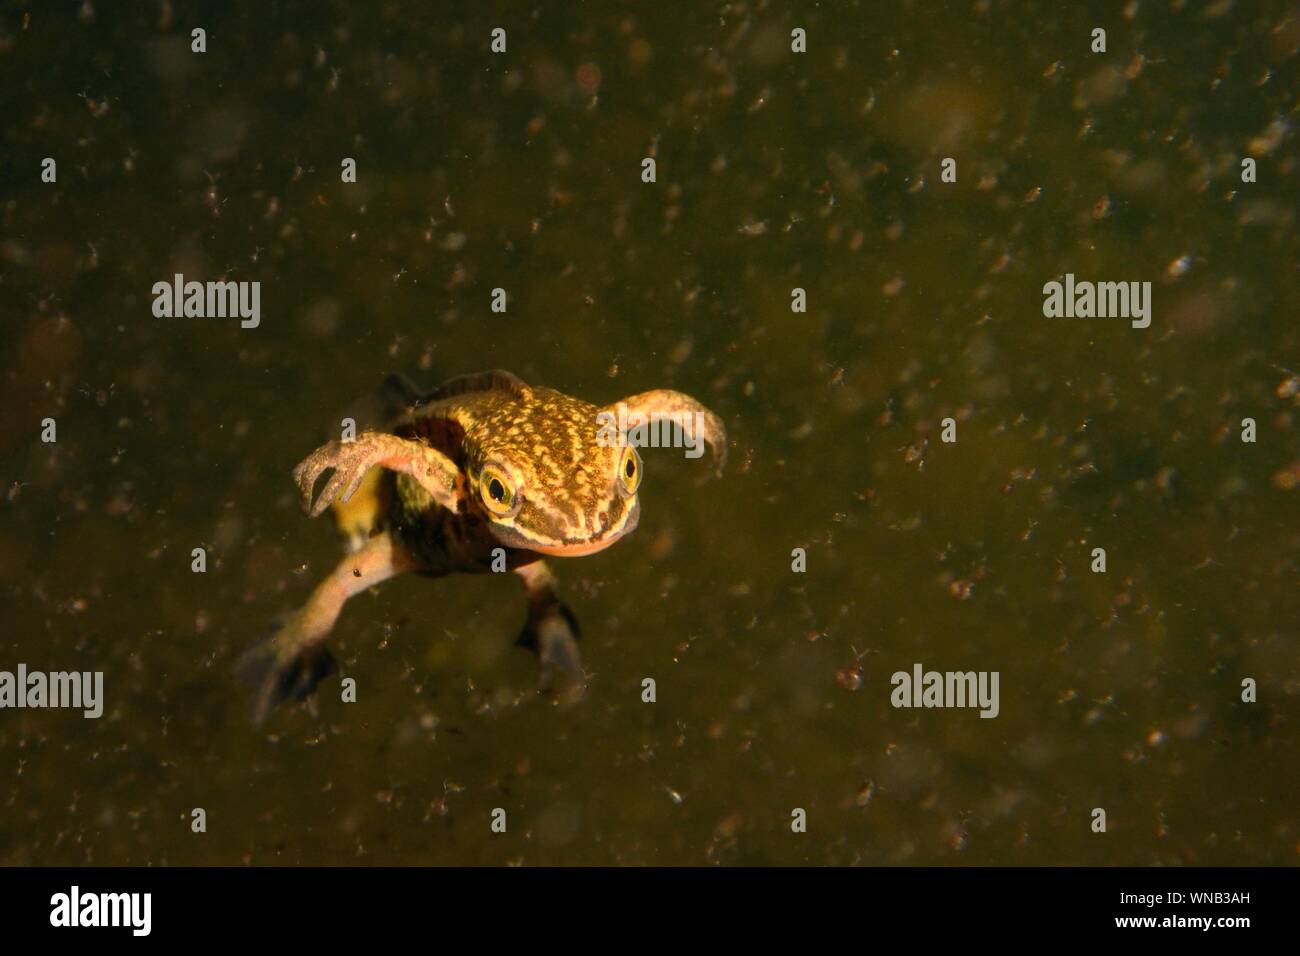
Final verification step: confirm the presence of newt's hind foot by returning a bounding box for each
[233,620,337,725]
[517,602,586,704]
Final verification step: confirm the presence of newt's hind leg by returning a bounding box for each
[513,559,585,703]
[235,531,419,723]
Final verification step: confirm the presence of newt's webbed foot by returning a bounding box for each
[513,560,585,703]
[517,602,585,700]
[235,534,414,725]
[293,432,460,517]
[234,619,338,725]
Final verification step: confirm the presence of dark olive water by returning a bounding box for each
[1,1,1297,865]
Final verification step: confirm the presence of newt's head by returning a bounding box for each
[465,387,641,557]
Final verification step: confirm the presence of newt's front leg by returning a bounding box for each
[294,431,462,517]
[607,389,728,473]
[513,558,585,702]
[235,531,420,723]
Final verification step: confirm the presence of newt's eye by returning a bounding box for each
[479,464,520,517]
[617,446,642,496]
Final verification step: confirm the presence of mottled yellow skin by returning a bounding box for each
[400,382,639,555]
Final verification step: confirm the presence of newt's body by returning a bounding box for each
[236,370,725,723]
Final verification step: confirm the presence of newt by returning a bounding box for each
[236,370,726,723]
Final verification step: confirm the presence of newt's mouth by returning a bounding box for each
[493,498,640,558]
[528,535,627,557]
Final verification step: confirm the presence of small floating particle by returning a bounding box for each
[1273,461,1300,490]
[837,665,865,692]
[575,62,602,96]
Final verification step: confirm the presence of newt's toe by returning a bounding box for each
[293,441,368,517]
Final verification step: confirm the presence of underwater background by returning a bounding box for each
[1,0,1297,865]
